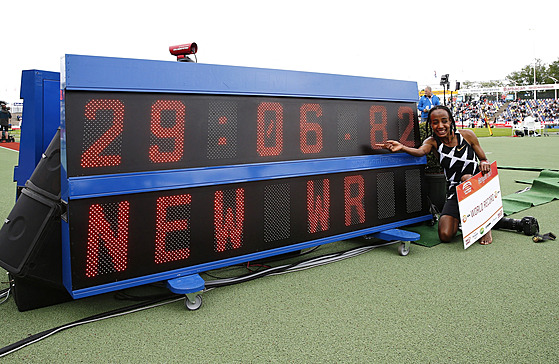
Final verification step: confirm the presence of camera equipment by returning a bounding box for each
[440,74,450,105]
[169,43,198,56]
[169,43,198,62]
[532,232,556,243]
[440,74,449,86]
[495,216,539,236]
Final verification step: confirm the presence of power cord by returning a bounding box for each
[0,272,11,305]
[0,294,183,358]
[0,240,396,358]
[0,287,10,305]
[203,242,393,288]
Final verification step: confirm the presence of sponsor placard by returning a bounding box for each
[457,162,503,249]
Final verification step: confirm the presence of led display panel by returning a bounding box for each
[61,55,430,298]
[64,92,419,176]
[68,166,426,290]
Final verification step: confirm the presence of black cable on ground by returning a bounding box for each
[0,240,395,358]
[0,287,10,304]
[0,293,182,358]
[203,242,393,288]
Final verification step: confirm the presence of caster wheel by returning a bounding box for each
[398,243,410,256]
[185,294,202,311]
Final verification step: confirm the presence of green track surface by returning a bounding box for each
[0,136,558,363]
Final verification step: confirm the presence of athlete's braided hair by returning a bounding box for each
[424,105,457,138]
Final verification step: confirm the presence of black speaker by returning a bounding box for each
[0,189,61,276]
[11,274,72,312]
[0,129,71,310]
[26,127,61,199]
[0,129,62,277]
[4,191,71,311]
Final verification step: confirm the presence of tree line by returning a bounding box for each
[463,58,559,89]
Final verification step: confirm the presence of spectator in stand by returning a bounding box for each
[418,86,440,123]
[0,103,11,141]
[500,98,559,126]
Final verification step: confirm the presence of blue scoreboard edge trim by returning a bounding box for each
[68,154,427,199]
[62,54,420,102]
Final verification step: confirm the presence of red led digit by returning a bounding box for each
[218,117,228,145]
[207,101,238,160]
[344,175,365,226]
[257,102,283,156]
[155,194,191,264]
[85,201,130,277]
[369,105,388,149]
[300,103,323,154]
[80,99,125,168]
[149,100,186,163]
[398,106,415,147]
[307,179,330,233]
[214,188,245,252]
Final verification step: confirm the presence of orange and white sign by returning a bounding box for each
[457,161,503,249]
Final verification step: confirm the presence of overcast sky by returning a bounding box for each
[2,0,558,103]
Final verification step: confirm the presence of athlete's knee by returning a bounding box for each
[438,216,458,243]
[438,229,456,243]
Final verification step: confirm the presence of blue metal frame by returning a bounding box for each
[370,228,420,242]
[167,274,205,295]
[62,54,419,102]
[61,55,428,299]
[14,70,60,190]
[60,54,421,204]
[68,154,426,199]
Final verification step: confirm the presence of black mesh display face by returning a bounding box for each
[405,169,422,213]
[65,91,419,176]
[377,172,396,219]
[263,183,291,243]
[207,101,238,160]
[68,166,428,290]
[63,88,428,294]
[337,104,360,152]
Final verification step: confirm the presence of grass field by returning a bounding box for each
[467,126,512,137]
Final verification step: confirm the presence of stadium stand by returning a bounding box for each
[452,99,506,127]
[497,99,559,125]
[451,98,559,128]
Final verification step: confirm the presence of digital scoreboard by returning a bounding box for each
[60,55,430,298]
[65,92,418,175]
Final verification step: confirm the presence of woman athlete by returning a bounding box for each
[377,105,493,245]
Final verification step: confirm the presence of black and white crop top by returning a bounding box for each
[435,130,480,198]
